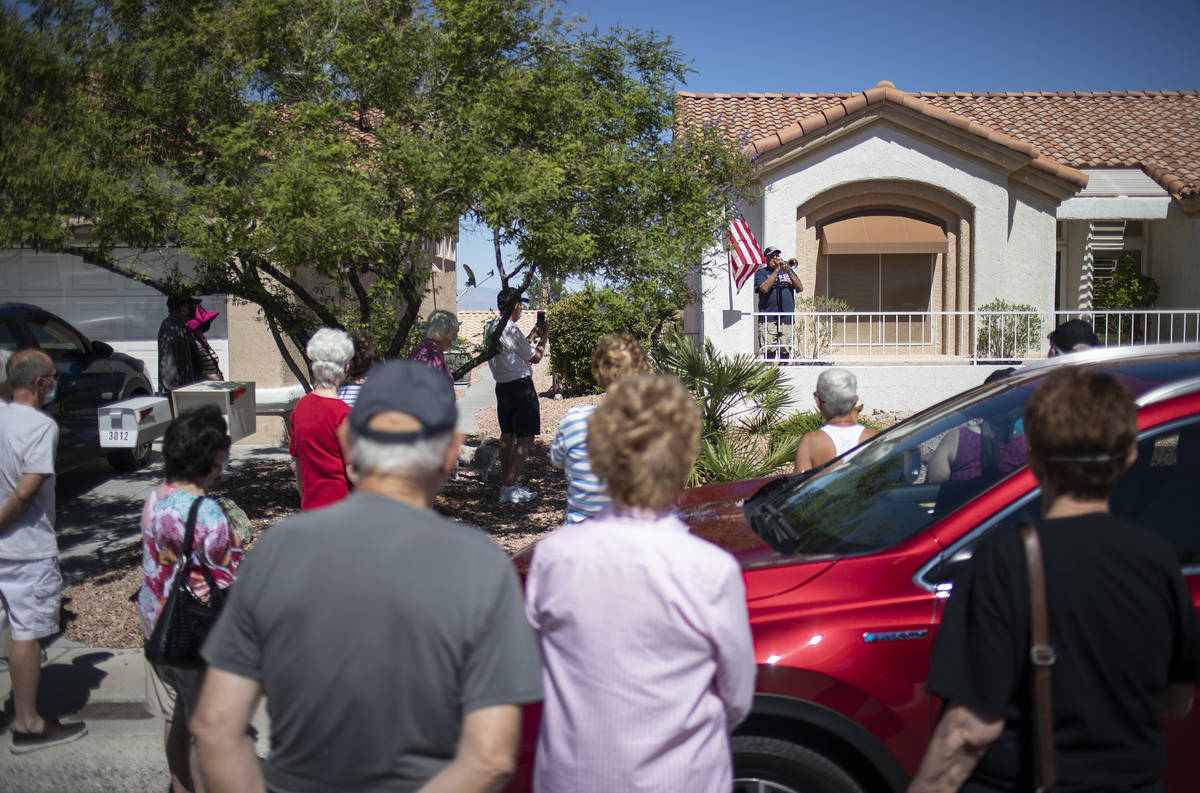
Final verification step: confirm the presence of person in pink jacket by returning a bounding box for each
[525,374,756,793]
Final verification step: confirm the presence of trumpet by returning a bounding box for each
[787,258,799,266]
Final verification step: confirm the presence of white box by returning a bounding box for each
[170,381,258,443]
[97,396,173,449]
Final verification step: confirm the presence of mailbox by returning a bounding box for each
[170,381,257,443]
[97,396,173,449]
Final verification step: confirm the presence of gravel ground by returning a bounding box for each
[59,358,905,649]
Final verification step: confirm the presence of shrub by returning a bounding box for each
[976,299,1044,360]
[653,326,805,485]
[1093,253,1159,310]
[794,295,852,359]
[547,285,659,394]
[1093,254,1159,341]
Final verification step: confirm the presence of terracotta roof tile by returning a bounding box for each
[676,86,1200,199]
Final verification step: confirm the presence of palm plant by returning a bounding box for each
[652,326,799,485]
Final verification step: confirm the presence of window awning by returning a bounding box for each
[821,215,948,255]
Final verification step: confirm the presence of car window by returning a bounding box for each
[921,415,1200,589]
[0,320,19,350]
[750,379,1034,556]
[1110,417,1200,570]
[27,316,89,360]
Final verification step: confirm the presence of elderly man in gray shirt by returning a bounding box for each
[192,360,542,793]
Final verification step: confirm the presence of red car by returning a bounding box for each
[511,344,1200,793]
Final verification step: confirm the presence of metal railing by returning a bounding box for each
[752,308,1200,363]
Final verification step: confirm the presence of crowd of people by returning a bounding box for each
[2,288,1198,793]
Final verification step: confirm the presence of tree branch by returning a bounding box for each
[347,267,371,324]
[256,260,341,327]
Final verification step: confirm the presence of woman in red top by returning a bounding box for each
[290,327,355,509]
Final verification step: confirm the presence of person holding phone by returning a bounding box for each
[487,289,547,504]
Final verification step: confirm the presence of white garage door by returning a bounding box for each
[0,248,229,391]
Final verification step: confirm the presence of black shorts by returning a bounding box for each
[495,376,540,437]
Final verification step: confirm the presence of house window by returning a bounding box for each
[824,253,935,313]
[818,213,947,346]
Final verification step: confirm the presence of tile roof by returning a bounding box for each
[676,83,1200,200]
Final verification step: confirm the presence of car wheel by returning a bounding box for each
[733,736,865,793]
[106,389,154,472]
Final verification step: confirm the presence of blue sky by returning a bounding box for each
[456,0,1200,307]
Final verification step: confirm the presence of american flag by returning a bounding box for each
[727,214,763,291]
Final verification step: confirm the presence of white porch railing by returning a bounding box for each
[751,309,1200,363]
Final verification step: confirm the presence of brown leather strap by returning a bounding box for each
[1020,522,1056,793]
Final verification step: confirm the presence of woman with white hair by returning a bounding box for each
[408,310,458,384]
[290,327,355,510]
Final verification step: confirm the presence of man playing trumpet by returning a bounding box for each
[754,246,803,359]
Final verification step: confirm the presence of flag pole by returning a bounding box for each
[726,237,735,310]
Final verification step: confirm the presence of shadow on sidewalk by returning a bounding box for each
[0,652,113,732]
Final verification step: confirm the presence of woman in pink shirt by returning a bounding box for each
[525,374,756,793]
[289,328,355,510]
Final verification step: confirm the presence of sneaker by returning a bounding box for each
[11,719,88,755]
[498,485,516,504]
[510,484,538,503]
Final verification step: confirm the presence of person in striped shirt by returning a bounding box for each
[549,333,649,523]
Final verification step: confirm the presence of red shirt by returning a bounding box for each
[289,393,351,510]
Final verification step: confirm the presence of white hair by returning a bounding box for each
[816,367,858,418]
[306,328,355,388]
[424,310,459,344]
[350,430,455,479]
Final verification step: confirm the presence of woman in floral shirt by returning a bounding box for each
[139,404,240,793]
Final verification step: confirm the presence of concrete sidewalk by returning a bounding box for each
[0,642,270,792]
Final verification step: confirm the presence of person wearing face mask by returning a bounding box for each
[0,350,89,754]
[139,404,241,793]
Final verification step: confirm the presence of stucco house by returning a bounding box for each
[678,82,1200,409]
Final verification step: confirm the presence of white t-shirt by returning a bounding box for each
[487,319,535,384]
[0,402,59,560]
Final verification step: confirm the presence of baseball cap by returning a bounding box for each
[167,294,202,312]
[763,246,781,259]
[1048,319,1099,353]
[497,287,530,311]
[187,306,220,331]
[349,359,457,443]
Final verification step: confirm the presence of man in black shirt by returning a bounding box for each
[910,368,1200,793]
[157,294,202,393]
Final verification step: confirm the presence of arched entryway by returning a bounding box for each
[794,181,976,356]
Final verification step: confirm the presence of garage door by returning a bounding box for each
[0,248,229,391]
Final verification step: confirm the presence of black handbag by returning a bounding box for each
[145,496,226,669]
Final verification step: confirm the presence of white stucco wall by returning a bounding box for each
[1147,214,1200,308]
[700,124,1060,361]
[779,364,1017,415]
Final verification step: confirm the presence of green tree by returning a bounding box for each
[0,1,753,387]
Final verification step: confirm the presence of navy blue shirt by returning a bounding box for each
[754,266,796,315]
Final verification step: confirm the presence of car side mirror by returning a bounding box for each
[92,340,114,357]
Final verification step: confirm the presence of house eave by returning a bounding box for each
[747,100,1085,205]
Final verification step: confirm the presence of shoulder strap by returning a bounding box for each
[1019,521,1056,793]
[179,496,204,562]
[177,496,219,595]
